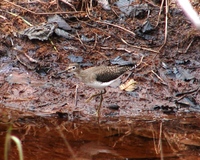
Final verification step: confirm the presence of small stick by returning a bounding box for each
[96,51,109,60]
[96,20,136,37]
[3,0,84,15]
[183,39,194,54]
[158,122,164,160]
[123,56,144,82]
[155,0,165,27]
[175,86,200,97]
[121,38,159,53]
[75,31,86,50]
[151,70,167,85]
[86,12,135,37]
[158,0,169,51]
[74,84,79,107]
[92,33,98,49]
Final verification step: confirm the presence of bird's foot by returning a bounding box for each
[85,89,106,103]
[86,93,102,103]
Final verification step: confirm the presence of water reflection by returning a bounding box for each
[1,108,200,160]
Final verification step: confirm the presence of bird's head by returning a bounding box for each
[66,63,81,73]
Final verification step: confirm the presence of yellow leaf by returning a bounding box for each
[119,79,137,92]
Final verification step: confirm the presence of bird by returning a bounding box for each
[65,62,136,116]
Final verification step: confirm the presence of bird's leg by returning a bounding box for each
[96,90,104,117]
[86,93,101,103]
[86,89,106,103]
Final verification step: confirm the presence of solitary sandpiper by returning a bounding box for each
[66,62,136,115]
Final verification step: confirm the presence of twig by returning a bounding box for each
[96,20,136,37]
[155,0,165,27]
[123,56,144,82]
[121,38,159,53]
[96,51,109,60]
[163,131,178,152]
[158,0,168,51]
[75,31,86,50]
[3,0,84,15]
[92,33,98,49]
[84,5,159,54]
[182,39,194,54]
[57,127,76,159]
[74,84,79,107]
[136,56,144,67]
[151,124,159,154]
[85,7,136,37]
[151,70,167,85]
[77,13,158,54]
[116,47,135,53]
[49,38,59,52]
[175,86,200,97]
[144,0,160,7]
[0,14,7,20]
[101,46,141,55]
[111,7,119,18]
[14,48,38,63]
[60,0,77,11]
[158,122,164,160]
[6,11,33,26]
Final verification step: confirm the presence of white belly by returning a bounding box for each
[85,78,120,89]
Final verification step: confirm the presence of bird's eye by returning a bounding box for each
[72,66,76,70]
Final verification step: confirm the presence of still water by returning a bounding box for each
[1,108,200,160]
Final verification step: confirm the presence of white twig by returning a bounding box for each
[176,0,200,29]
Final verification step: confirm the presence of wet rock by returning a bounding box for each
[48,14,72,31]
[19,23,57,41]
[129,4,149,19]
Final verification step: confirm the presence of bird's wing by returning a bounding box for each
[96,66,129,83]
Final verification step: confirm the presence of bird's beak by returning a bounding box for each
[57,68,68,75]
